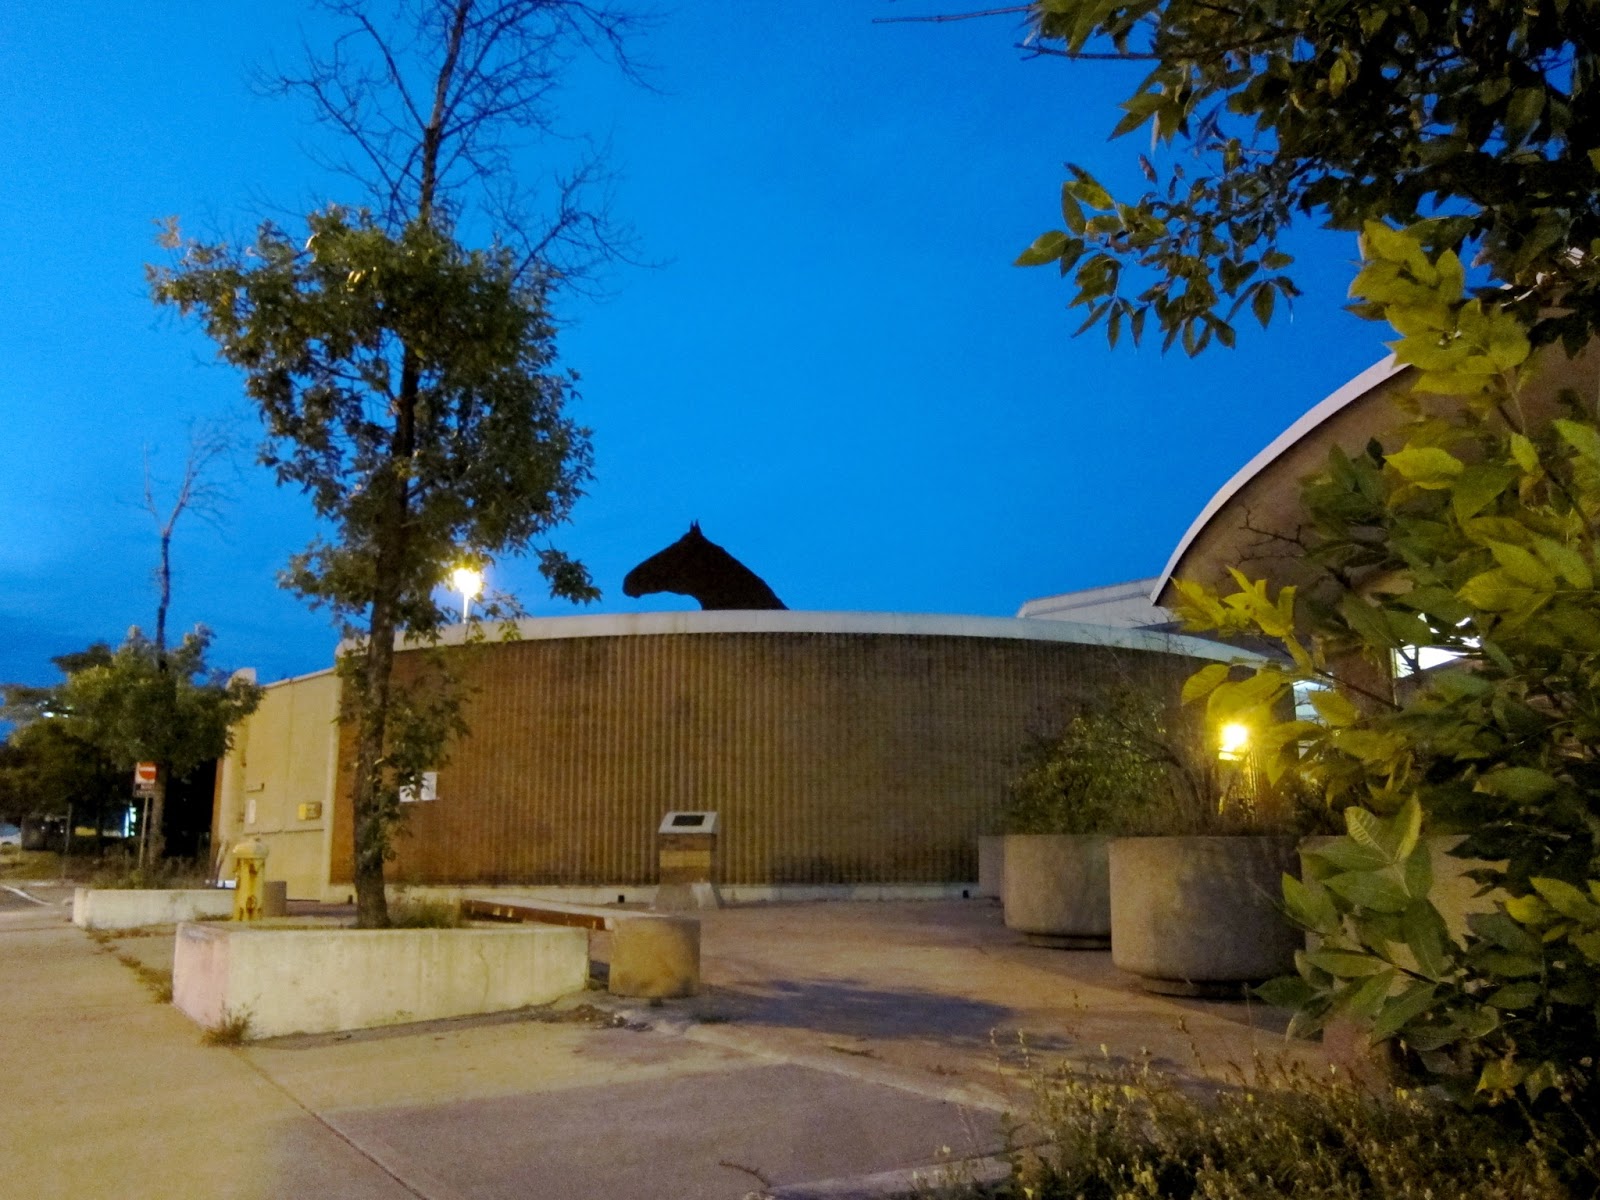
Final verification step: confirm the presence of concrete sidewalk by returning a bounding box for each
[0,891,1328,1199]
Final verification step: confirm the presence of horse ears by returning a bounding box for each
[689,520,701,533]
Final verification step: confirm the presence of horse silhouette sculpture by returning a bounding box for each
[623,523,786,610]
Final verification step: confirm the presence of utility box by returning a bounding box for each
[653,811,722,911]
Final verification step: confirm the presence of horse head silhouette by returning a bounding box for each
[622,522,786,610]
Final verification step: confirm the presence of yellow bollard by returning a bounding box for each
[232,837,270,921]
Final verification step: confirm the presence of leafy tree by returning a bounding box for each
[1175,225,1600,1190]
[1008,1,1600,355]
[150,0,638,926]
[4,635,261,860]
[63,629,262,863]
[0,646,126,839]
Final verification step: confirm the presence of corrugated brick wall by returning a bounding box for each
[330,632,1197,886]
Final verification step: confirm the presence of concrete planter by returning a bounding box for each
[1002,834,1111,948]
[1110,835,1301,996]
[976,835,1005,900]
[72,887,234,931]
[172,921,588,1038]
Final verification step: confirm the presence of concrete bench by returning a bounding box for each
[461,897,699,999]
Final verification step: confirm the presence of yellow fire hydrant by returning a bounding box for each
[232,837,270,921]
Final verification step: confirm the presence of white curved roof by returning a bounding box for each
[402,609,1254,663]
[1150,354,1406,602]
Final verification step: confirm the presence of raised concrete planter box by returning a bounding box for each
[172,922,588,1038]
[1001,834,1110,948]
[72,887,234,930]
[1110,835,1301,996]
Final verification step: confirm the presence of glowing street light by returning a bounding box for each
[451,565,483,623]
[1218,722,1250,763]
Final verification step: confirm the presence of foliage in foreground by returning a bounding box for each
[1014,0,1600,357]
[1171,222,1600,1189]
[985,1055,1564,1200]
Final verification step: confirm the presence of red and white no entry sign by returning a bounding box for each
[134,762,158,794]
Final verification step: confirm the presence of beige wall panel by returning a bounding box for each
[331,632,1198,888]
[220,670,340,899]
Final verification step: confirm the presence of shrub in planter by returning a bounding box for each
[1002,688,1212,948]
[1004,687,1316,972]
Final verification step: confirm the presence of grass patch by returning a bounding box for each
[201,1009,252,1046]
[88,856,209,890]
[969,1052,1566,1199]
[112,951,175,1003]
[0,850,68,880]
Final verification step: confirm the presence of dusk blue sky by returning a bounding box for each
[1,3,1389,690]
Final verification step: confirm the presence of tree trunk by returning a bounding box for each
[350,615,396,928]
[346,5,457,926]
[349,345,421,928]
[147,766,167,865]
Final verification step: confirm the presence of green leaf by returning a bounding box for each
[1015,230,1069,268]
[1306,839,1391,875]
[1344,807,1390,858]
[1390,797,1422,861]
[1372,981,1440,1040]
[1180,661,1230,706]
[1530,877,1600,923]
[1403,843,1433,901]
[1451,464,1518,522]
[1477,767,1559,803]
[1487,981,1542,1009]
[1556,418,1600,467]
[1458,571,1531,613]
[1339,594,1401,648]
[1505,87,1545,143]
[1532,538,1594,589]
[1251,282,1275,328]
[1468,910,1543,955]
[1510,433,1540,473]
[1283,873,1338,932]
[1255,974,1315,1010]
[1387,445,1466,488]
[1486,541,1558,590]
[1308,688,1360,727]
[1326,869,1412,913]
[1401,900,1452,979]
[1308,949,1391,977]
[1343,968,1398,1020]
[1059,185,1086,233]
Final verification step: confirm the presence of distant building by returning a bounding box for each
[213,612,1233,900]
[1015,577,1173,631]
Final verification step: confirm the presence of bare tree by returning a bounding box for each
[260,0,650,288]
[136,425,237,863]
[144,425,234,669]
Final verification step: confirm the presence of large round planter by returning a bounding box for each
[1002,834,1111,948]
[1110,835,1301,996]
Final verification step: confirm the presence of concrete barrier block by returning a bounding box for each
[172,922,589,1038]
[609,916,700,999]
[72,888,235,930]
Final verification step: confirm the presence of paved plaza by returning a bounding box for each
[0,888,1330,1199]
